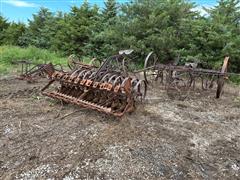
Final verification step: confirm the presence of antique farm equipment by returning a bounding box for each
[41,50,147,117]
[67,54,101,70]
[143,52,229,99]
[14,60,63,83]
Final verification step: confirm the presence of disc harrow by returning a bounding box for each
[41,50,147,117]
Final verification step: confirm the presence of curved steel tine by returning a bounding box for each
[108,74,118,83]
[113,76,123,86]
[83,71,92,79]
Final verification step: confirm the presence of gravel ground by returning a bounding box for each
[0,77,240,179]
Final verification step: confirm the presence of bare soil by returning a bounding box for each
[0,76,240,179]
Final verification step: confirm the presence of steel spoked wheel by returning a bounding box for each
[54,64,64,72]
[167,71,192,100]
[89,58,102,68]
[201,74,216,90]
[68,54,81,70]
[144,52,159,84]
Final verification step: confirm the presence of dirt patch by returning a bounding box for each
[0,77,240,179]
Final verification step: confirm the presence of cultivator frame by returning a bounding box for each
[143,52,229,99]
[41,50,147,117]
[14,60,63,83]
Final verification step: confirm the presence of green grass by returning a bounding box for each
[229,75,240,85]
[0,46,67,74]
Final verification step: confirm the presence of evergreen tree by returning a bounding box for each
[203,0,240,71]
[52,1,99,56]
[118,0,197,62]
[0,15,10,45]
[20,7,54,48]
[2,22,26,46]
[103,0,117,22]
[88,0,119,58]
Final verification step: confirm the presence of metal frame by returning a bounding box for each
[143,52,229,99]
[41,51,147,117]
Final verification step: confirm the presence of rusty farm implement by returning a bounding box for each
[142,52,229,100]
[41,50,147,117]
[13,51,236,117]
[13,60,63,83]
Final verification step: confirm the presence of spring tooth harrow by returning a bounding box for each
[41,50,147,117]
[143,52,229,100]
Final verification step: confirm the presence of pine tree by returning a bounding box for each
[203,0,240,71]
[87,0,119,59]
[118,0,197,62]
[21,7,54,48]
[52,1,99,56]
[103,0,117,22]
[2,22,26,46]
[0,15,10,45]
